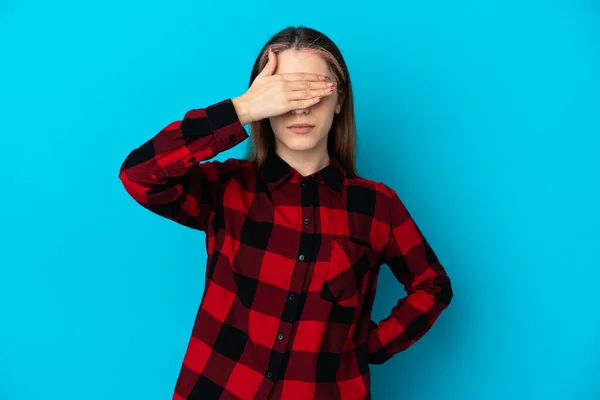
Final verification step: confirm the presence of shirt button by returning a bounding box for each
[188,157,196,163]
[229,134,237,142]
[303,218,310,225]
[277,333,284,340]
[298,254,305,261]
[267,372,273,379]
[301,182,306,188]
[288,293,295,300]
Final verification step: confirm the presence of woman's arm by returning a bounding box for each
[368,186,454,364]
[118,99,248,232]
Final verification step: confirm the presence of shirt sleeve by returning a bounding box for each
[367,185,453,364]
[118,98,249,232]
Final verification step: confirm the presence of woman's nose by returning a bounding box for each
[292,107,310,115]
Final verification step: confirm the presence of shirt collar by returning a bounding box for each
[260,152,347,196]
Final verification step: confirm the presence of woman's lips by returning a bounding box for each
[288,125,315,134]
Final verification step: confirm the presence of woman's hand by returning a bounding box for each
[232,48,337,125]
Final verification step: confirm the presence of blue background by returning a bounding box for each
[1,1,599,399]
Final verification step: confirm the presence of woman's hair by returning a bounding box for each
[244,26,359,178]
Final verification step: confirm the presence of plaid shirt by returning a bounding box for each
[119,99,453,400]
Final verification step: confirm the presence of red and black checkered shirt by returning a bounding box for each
[119,99,453,400]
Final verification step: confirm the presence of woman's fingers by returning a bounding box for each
[286,79,334,91]
[289,96,324,109]
[283,75,337,101]
[287,87,336,101]
[281,72,329,83]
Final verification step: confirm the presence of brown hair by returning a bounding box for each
[244,26,359,178]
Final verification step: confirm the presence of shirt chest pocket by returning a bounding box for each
[320,236,373,308]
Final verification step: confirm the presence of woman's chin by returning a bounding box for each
[283,138,320,152]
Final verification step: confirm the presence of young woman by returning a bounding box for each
[119,26,453,400]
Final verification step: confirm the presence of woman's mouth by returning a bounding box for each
[288,124,315,134]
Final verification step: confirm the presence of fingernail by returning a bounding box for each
[318,75,328,81]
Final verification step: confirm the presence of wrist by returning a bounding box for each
[232,96,252,126]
